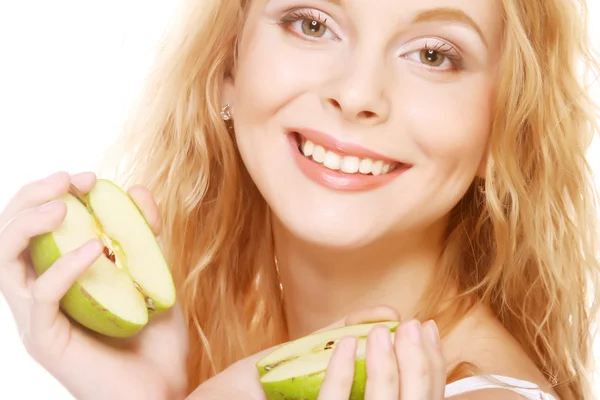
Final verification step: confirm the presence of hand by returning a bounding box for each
[319,316,445,400]
[190,305,429,400]
[0,171,189,400]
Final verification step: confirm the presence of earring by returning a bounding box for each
[221,104,232,121]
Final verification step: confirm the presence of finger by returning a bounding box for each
[395,320,431,400]
[317,336,357,400]
[1,172,68,225]
[0,200,68,265]
[0,171,96,229]
[69,171,98,194]
[127,185,162,237]
[28,238,104,334]
[364,324,399,400]
[345,305,401,326]
[310,305,401,336]
[421,320,445,399]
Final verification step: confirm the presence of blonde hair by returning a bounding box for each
[100,0,600,398]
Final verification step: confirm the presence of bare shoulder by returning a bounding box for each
[444,304,558,398]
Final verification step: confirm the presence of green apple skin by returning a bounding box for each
[29,228,147,338]
[257,321,400,399]
[28,179,176,338]
[256,321,400,377]
[261,359,368,400]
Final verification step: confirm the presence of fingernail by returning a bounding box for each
[404,320,421,343]
[45,171,67,181]
[424,320,440,346]
[38,200,62,212]
[82,238,103,253]
[376,325,392,350]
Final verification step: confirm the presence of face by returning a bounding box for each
[223,0,503,249]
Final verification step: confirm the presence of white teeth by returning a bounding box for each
[302,140,315,157]
[340,156,360,173]
[299,138,397,176]
[312,145,326,163]
[323,151,341,170]
[371,160,383,176]
[359,158,373,174]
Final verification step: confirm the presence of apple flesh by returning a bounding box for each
[29,179,176,338]
[256,321,400,400]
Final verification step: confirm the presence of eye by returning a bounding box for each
[420,49,446,67]
[301,18,327,37]
[403,41,463,71]
[279,9,339,41]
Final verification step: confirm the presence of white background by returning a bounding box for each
[0,1,599,398]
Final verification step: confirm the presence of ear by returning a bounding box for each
[220,75,236,118]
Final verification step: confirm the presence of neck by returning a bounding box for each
[272,217,450,340]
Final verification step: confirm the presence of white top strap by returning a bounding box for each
[444,375,557,399]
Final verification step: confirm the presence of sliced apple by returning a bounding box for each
[29,179,176,338]
[256,321,400,400]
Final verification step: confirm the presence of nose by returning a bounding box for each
[320,49,391,125]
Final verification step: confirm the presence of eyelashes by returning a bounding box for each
[277,8,466,73]
[417,40,465,71]
[278,9,329,27]
[277,9,340,41]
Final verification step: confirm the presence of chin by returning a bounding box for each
[275,211,387,250]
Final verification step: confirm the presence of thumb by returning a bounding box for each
[315,304,402,334]
[127,185,163,238]
[343,305,401,326]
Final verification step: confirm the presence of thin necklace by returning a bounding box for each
[274,254,284,294]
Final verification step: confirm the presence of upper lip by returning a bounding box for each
[288,127,406,164]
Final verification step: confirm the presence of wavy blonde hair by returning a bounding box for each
[100,0,600,398]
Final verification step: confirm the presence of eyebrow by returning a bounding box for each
[316,2,488,47]
[412,7,488,47]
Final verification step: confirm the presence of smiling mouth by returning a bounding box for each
[291,132,402,176]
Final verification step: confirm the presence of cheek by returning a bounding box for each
[400,74,493,174]
[232,27,340,123]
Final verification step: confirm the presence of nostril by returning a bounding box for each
[324,97,380,121]
[327,98,342,110]
[358,110,376,119]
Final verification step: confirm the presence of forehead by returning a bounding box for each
[262,0,502,16]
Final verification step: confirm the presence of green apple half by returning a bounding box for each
[29,179,176,338]
[256,321,400,400]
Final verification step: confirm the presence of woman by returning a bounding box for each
[1,0,599,398]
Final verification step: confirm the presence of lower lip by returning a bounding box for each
[287,133,410,192]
